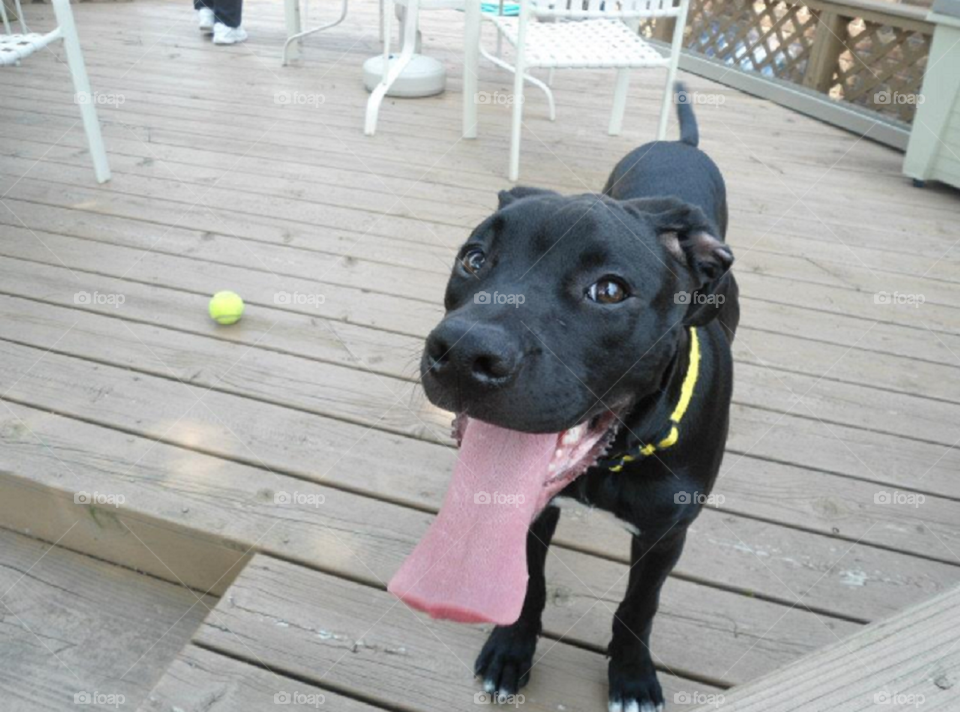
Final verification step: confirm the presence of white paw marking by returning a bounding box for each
[483,679,495,693]
[608,702,624,712]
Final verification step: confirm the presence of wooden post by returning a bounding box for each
[652,16,676,43]
[802,8,848,93]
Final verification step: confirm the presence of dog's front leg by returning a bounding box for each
[608,528,687,712]
[475,505,560,699]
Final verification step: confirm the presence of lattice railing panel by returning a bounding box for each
[685,0,818,83]
[833,18,930,123]
[639,0,934,126]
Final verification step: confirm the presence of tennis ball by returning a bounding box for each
[209,291,244,325]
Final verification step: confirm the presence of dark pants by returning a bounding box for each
[195,0,242,28]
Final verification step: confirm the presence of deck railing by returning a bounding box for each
[643,0,933,141]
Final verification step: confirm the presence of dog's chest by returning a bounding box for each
[552,496,642,537]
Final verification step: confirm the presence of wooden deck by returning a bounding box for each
[1,0,960,708]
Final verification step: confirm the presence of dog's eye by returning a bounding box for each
[586,278,630,304]
[460,248,486,276]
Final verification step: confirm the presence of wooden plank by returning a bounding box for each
[6,134,960,284]
[139,645,384,712]
[724,403,960,504]
[3,195,960,354]
[3,108,958,257]
[5,88,948,232]
[1,343,957,625]
[1,97,956,242]
[5,146,960,301]
[5,248,960,414]
[743,300,960,370]
[0,528,214,712]
[1,103,947,220]
[690,585,960,711]
[0,400,852,687]
[4,232,960,411]
[194,554,724,712]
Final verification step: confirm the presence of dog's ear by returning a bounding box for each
[624,197,733,288]
[498,186,560,208]
[625,197,734,327]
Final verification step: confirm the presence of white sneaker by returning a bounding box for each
[213,22,248,44]
[197,7,215,33]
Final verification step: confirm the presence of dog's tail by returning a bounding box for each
[675,82,699,147]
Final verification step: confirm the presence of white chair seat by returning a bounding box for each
[0,30,61,66]
[489,16,667,69]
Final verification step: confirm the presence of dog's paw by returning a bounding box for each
[608,657,664,712]
[474,625,537,698]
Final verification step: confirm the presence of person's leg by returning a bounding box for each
[212,0,247,43]
[195,0,215,32]
[214,0,242,28]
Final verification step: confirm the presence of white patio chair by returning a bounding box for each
[1,0,110,183]
[482,0,690,180]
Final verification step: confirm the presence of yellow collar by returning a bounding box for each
[601,327,701,472]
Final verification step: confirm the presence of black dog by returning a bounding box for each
[419,85,738,712]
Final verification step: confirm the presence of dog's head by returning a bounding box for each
[423,187,733,446]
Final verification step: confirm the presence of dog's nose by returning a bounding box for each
[425,319,521,386]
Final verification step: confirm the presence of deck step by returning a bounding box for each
[179,554,722,712]
[0,528,213,711]
[0,399,859,687]
[138,645,383,712]
[693,584,960,711]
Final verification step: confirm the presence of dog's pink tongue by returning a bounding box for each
[388,419,558,625]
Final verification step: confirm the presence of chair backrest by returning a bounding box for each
[528,0,687,21]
